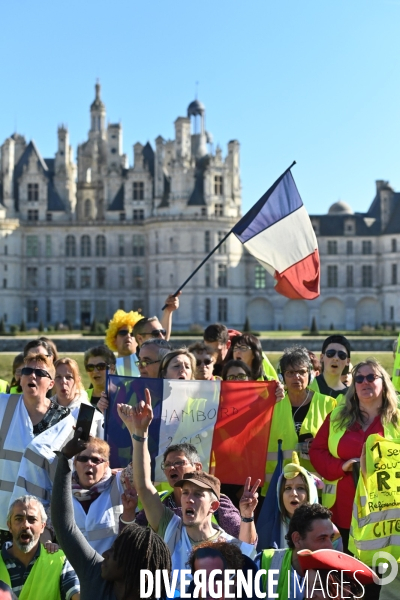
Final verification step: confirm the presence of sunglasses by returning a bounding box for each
[354,374,382,384]
[85,362,109,372]
[21,367,51,379]
[226,373,248,381]
[117,329,133,337]
[141,329,166,338]
[135,359,161,368]
[234,344,252,352]
[196,358,213,367]
[161,459,191,471]
[325,349,348,360]
[75,456,107,465]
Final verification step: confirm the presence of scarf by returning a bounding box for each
[71,467,114,502]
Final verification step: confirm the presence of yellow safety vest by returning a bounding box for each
[0,544,66,600]
[261,548,293,599]
[262,390,336,495]
[322,409,400,509]
[349,432,400,565]
[0,379,8,393]
[262,353,278,381]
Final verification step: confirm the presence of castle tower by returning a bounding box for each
[89,81,106,139]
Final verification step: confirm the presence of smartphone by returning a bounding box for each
[76,403,96,441]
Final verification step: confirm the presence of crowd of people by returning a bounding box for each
[0,295,398,599]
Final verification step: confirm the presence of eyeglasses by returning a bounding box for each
[233,345,251,352]
[21,367,51,379]
[141,329,166,338]
[354,374,382,384]
[85,362,109,372]
[161,459,191,471]
[75,456,107,465]
[226,373,248,381]
[135,359,161,368]
[196,358,214,367]
[284,369,309,378]
[117,329,133,337]
[325,349,348,360]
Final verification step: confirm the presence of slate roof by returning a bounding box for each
[108,185,124,211]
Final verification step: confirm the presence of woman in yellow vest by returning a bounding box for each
[6,353,24,394]
[310,358,400,553]
[265,346,336,493]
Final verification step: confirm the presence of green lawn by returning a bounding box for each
[0,351,395,387]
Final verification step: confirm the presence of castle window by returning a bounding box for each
[45,235,52,257]
[214,204,223,217]
[65,267,76,289]
[133,182,144,200]
[28,210,39,221]
[346,265,353,287]
[133,209,144,221]
[346,240,353,255]
[96,235,106,257]
[65,300,76,325]
[218,264,227,287]
[27,183,39,201]
[392,239,397,253]
[119,212,126,221]
[133,266,144,289]
[84,199,91,219]
[214,176,223,196]
[327,241,337,255]
[119,267,125,288]
[205,298,211,322]
[80,268,91,289]
[81,235,91,257]
[392,264,397,285]
[96,267,106,289]
[205,231,211,253]
[65,235,76,257]
[201,207,207,216]
[362,241,372,255]
[205,264,211,288]
[46,267,52,287]
[26,236,39,257]
[327,266,338,287]
[218,298,228,321]
[218,231,228,254]
[46,213,52,221]
[362,265,373,287]
[118,235,125,256]
[27,299,39,323]
[95,300,107,321]
[255,265,266,289]
[132,235,145,256]
[46,299,51,323]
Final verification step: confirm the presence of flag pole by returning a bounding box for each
[161,230,232,310]
[161,161,297,310]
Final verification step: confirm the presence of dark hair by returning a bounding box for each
[224,334,263,380]
[279,473,309,522]
[286,503,332,549]
[321,335,351,358]
[221,360,252,381]
[9,352,24,391]
[279,346,312,381]
[163,443,201,464]
[23,339,57,361]
[84,345,116,367]
[188,540,244,572]
[38,337,59,361]
[188,342,213,355]
[203,324,229,344]
[112,523,171,600]
[132,316,159,341]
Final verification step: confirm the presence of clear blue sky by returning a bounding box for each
[1,0,399,216]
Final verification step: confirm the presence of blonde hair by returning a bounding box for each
[54,357,85,391]
[24,352,55,379]
[333,358,399,430]
[105,310,144,351]
[76,437,110,461]
[158,348,196,380]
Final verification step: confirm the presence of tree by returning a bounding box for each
[38,320,44,332]
[20,319,26,332]
[0,318,5,334]
[310,316,318,334]
[243,317,251,332]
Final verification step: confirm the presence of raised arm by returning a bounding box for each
[238,477,260,545]
[159,291,181,340]
[117,388,164,532]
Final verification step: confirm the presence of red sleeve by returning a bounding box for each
[309,414,346,481]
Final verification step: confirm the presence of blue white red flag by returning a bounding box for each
[105,375,277,485]
[232,166,320,300]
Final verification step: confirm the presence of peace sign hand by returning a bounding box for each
[117,388,153,435]
[239,477,261,518]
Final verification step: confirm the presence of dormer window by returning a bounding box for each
[214,176,223,196]
[28,184,39,201]
[133,182,144,200]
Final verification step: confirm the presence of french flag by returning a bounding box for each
[232,165,320,300]
[105,375,277,485]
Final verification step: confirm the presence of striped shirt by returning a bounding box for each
[1,542,80,599]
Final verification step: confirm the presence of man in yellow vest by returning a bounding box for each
[0,495,80,600]
[258,503,335,599]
